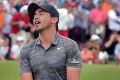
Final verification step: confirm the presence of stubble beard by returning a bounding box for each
[34,25,48,33]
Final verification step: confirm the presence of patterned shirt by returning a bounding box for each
[20,33,82,80]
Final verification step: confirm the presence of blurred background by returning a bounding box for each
[0,0,120,80]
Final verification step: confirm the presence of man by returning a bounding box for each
[20,3,82,80]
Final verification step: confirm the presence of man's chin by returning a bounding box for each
[34,29,43,33]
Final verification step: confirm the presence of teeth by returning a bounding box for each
[35,21,40,24]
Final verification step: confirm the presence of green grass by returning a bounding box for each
[0,61,20,80]
[0,61,120,80]
[81,63,120,80]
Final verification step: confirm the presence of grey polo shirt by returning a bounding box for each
[20,33,82,80]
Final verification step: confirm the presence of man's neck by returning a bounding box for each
[39,27,57,49]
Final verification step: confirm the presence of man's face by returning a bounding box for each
[33,8,52,32]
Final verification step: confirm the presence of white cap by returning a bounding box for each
[20,5,28,13]
[90,34,101,41]
[16,36,25,41]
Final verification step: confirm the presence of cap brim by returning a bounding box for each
[28,3,49,23]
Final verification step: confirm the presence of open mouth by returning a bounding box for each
[34,21,41,27]
[35,21,41,24]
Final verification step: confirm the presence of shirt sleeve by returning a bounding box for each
[66,41,82,68]
[20,46,31,73]
[108,10,120,22]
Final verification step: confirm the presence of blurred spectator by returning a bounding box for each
[0,38,5,60]
[10,36,25,60]
[73,4,89,43]
[57,0,76,37]
[87,34,101,63]
[11,5,31,44]
[104,32,118,59]
[80,0,95,13]
[98,47,109,64]
[81,34,101,64]
[66,1,76,39]
[66,1,75,30]
[19,5,31,32]
[70,6,80,41]
[81,47,95,64]
[93,0,100,6]
[3,10,12,38]
[102,0,113,12]
[14,0,29,12]
[48,0,57,6]
[114,31,120,66]
[21,0,29,5]
[79,0,95,36]
[108,2,120,32]
[0,37,10,60]
[11,5,30,34]
[0,2,6,34]
[58,7,70,37]
[7,0,17,14]
[56,0,66,8]
[89,0,108,39]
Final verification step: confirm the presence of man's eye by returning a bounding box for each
[40,13,44,15]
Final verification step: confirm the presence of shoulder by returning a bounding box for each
[59,35,78,49]
[20,39,37,53]
[108,10,115,15]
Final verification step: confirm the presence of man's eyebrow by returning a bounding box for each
[38,10,46,12]
[39,10,43,12]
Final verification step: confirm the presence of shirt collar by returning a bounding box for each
[52,32,60,45]
[35,32,60,46]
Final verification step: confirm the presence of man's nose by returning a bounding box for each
[34,15,40,21]
[34,17,38,20]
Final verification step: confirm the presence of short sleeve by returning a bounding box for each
[20,46,31,73]
[66,41,82,68]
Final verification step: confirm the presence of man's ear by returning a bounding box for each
[52,17,58,23]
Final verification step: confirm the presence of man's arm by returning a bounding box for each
[67,67,81,80]
[104,33,116,48]
[65,40,82,80]
[21,72,33,80]
[20,45,33,80]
